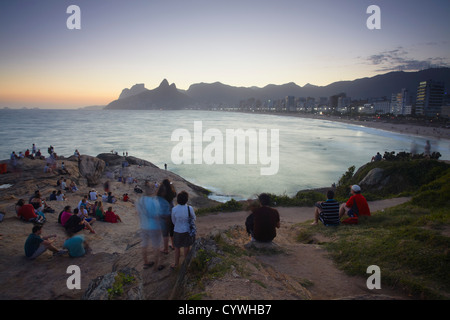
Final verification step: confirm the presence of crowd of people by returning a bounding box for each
[17,174,128,260]
[11,143,374,277]
[18,176,371,272]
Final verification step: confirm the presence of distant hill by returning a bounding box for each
[79,105,106,110]
[186,68,450,104]
[104,79,196,110]
[104,68,450,110]
[118,83,148,100]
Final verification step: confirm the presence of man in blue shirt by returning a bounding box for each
[136,193,170,271]
[63,235,88,257]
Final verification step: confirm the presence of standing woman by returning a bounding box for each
[157,179,177,254]
[170,191,196,269]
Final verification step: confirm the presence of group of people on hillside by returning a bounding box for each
[10,144,78,176]
[19,186,124,260]
[16,160,370,275]
[245,184,371,245]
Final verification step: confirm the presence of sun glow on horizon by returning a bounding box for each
[0,0,449,109]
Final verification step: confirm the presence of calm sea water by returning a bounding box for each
[1,109,449,201]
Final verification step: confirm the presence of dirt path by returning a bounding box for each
[196,197,412,300]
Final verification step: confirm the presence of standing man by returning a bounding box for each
[136,188,170,271]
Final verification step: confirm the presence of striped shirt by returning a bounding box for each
[318,199,340,225]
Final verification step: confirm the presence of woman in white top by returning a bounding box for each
[170,191,196,269]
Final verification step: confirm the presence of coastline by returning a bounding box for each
[234,111,450,141]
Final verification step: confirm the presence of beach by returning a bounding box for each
[262,112,450,140]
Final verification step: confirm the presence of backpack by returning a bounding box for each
[342,216,358,225]
[187,206,196,238]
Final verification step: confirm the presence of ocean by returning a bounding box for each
[1,109,449,201]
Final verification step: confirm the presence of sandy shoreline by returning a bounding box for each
[235,111,450,140]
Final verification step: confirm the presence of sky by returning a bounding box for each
[0,0,449,109]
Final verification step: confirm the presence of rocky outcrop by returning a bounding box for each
[82,267,143,300]
[358,167,390,190]
[77,155,105,187]
[96,153,158,168]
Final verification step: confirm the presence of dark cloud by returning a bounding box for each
[366,47,449,72]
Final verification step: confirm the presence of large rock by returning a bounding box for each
[359,168,390,190]
[96,153,157,168]
[77,155,105,187]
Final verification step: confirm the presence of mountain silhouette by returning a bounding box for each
[105,79,196,110]
[104,68,450,110]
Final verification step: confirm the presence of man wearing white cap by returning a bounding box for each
[339,185,371,219]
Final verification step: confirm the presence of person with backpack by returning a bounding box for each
[339,185,371,224]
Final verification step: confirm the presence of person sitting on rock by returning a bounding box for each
[107,192,116,204]
[95,202,106,221]
[251,193,280,243]
[49,190,57,201]
[56,190,66,201]
[70,180,78,192]
[89,190,98,201]
[15,199,45,224]
[63,234,89,258]
[59,205,73,226]
[77,205,96,225]
[61,179,69,191]
[30,191,54,214]
[59,162,69,175]
[64,208,96,234]
[104,207,122,223]
[24,225,66,260]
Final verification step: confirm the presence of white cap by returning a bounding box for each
[351,185,361,192]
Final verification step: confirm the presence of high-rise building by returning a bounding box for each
[391,88,411,115]
[285,96,295,112]
[415,80,445,116]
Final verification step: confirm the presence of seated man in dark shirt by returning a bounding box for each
[251,193,280,243]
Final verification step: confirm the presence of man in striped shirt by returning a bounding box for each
[312,190,340,226]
